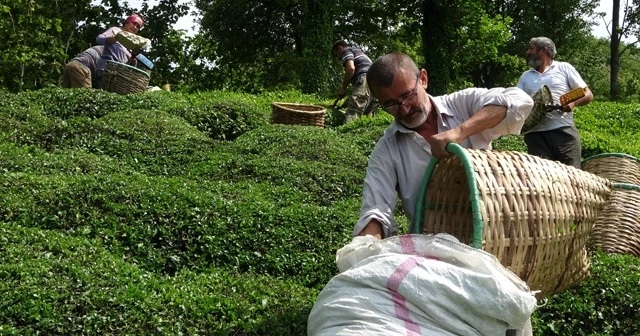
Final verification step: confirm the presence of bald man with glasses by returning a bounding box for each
[353,52,536,335]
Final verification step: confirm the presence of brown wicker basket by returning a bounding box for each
[411,144,612,299]
[100,60,150,95]
[590,183,640,256]
[271,102,326,127]
[582,153,640,185]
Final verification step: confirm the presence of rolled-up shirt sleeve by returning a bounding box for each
[353,139,399,238]
[96,27,120,45]
[479,87,534,140]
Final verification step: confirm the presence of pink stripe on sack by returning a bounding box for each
[386,256,422,335]
[400,234,441,261]
[399,235,417,254]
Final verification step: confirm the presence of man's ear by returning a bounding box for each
[420,69,428,89]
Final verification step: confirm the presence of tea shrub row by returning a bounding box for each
[0,88,638,334]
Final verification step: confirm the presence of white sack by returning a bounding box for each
[308,234,537,336]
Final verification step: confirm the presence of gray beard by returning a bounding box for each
[528,58,543,69]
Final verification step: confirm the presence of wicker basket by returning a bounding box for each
[582,153,640,185]
[410,144,612,299]
[100,60,150,95]
[271,102,326,127]
[590,183,640,256]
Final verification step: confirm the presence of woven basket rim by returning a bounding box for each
[272,102,326,114]
[582,152,640,164]
[106,60,151,79]
[612,182,640,191]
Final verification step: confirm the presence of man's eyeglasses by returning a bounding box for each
[381,74,421,114]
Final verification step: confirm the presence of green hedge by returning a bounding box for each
[1,88,639,335]
[0,173,356,287]
[532,251,640,335]
[577,102,640,158]
[0,143,130,175]
[0,223,314,335]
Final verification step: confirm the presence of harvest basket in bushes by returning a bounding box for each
[582,153,640,185]
[590,183,640,257]
[270,102,326,127]
[100,60,150,95]
[410,144,612,299]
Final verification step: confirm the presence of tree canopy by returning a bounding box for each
[1,0,639,101]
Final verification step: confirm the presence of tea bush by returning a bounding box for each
[0,143,130,175]
[0,223,313,334]
[531,251,640,335]
[576,102,640,158]
[0,173,355,287]
[1,88,639,335]
[233,124,368,170]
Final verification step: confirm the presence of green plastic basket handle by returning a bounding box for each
[612,183,640,192]
[410,143,484,248]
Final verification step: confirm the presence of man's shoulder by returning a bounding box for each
[341,47,356,56]
[519,67,537,77]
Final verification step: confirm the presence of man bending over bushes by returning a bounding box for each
[354,52,535,335]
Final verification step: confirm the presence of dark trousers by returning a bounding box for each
[524,126,581,169]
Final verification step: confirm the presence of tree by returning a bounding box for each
[301,0,333,95]
[139,0,191,87]
[0,0,66,91]
[420,0,515,94]
[605,0,640,100]
[478,0,598,88]
[194,0,309,92]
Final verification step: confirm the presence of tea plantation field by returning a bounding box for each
[0,88,638,335]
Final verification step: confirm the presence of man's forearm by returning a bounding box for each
[574,87,594,107]
[457,105,507,140]
[357,219,382,239]
[340,72,353,92]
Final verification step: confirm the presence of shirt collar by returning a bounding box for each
[388,91,451,134]
[528,60,557,73]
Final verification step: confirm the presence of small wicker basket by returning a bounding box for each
[410,144,612,299]
[271,102,326,127]
[582,153,640,185]
[590,183,640,257]
[100,60,150,95]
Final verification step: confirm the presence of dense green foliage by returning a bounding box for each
[532,251,640,335]
[0,88,639,334]
[3,0,640,102]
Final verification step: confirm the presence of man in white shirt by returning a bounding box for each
[355,52,534,240]
[355,52,535,335]
[517,37,594,168]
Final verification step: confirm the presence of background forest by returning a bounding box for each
[2,0,640,100]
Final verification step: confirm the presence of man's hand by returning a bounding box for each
[429,104,507,158]
[357,220,382,240]
[429,128,463,159]
[561,102,574,113]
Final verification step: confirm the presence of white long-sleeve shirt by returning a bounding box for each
[353,87,534,238]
